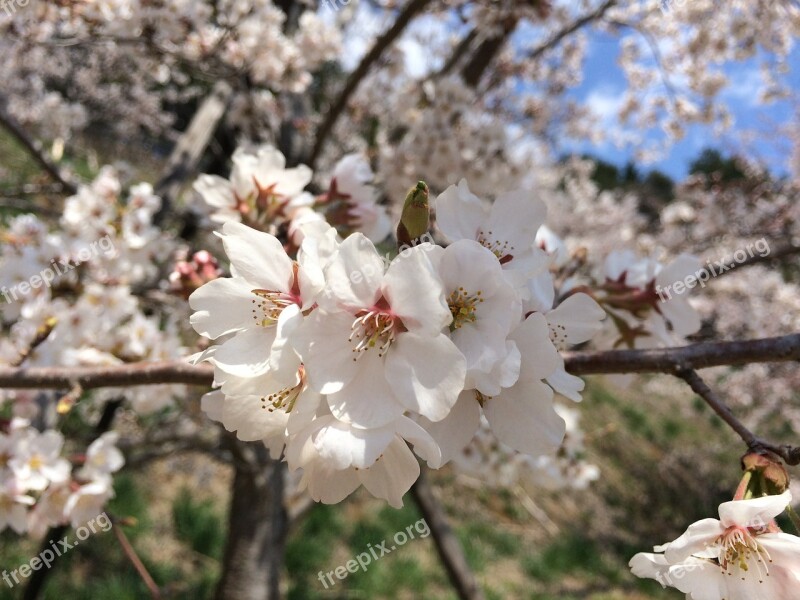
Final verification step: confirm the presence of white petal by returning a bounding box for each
[525,270,555,313]
[312,420,395,470]
[189,277,259,339]
[193,174,234,209]
[268,304,303,382]
[659,298,701,337]
[222,395,289,442]
[294,311,360,394]
[484,378,565,456]
[358,438,420,508]
[213,327,276,378]
[395,416,444,468]
[718,491,793,529]
[419,391,480,465]
[628,552,671,582]
[322,233,385,309]
[200,390,225,423]
[487,190,547,252]
[656,254,703,291]
[434,179,486,243]
[220,221,294,291]
[385,333,466,422]
[300,462,361,505]
[547,293,606,346]
[511,313,560,381]
[664,518,725,563]
[327,351,405,428]
[383,245,451,334]
[546,363,585,402]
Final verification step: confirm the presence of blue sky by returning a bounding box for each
[563,30,799,180]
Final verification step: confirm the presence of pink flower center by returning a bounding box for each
[717,525,772,583]
[349,304,401,359]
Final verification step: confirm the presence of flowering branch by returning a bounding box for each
[676,369,800,466]
[1,333,799,389]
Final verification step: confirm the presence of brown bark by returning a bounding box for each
[216,436,288,600]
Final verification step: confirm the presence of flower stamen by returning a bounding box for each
[448,287,483,331]
[349,308,398,359]
[716,525,773,583]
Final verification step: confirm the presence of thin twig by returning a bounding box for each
[676,369,800,466]
[307,0,432,167]
[10,317,57,367]
[112,520,162,599]
[724,240,800,271]
[528,0,617,63]
[0,102,78,194]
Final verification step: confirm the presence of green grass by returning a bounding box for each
[172,487,224,559]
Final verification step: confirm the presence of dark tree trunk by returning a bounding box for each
[216,438,288,600]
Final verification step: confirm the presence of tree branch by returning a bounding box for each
[153,80,234,225]
[676,369,800,466]
[1,334,799,389]
[562,333,800,375]
[307,0,432,167]
[411,469,484,600]
[527,0,617,63]
[112,520,162,599]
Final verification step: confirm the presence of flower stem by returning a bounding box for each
[733,470,752,501]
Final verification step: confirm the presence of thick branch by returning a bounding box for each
[0,360,215,389]
[461,18,517,88]
[562,333,800,375]
[411,470,484,600]
[1,334,799,389]
[307,0,432,167]
[677,369,800,466]
[153,80,234,224]
[0,101,78,194]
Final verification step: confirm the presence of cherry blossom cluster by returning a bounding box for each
[194,145,392,248]
[1,0,340,140]
[191,176,607,506]
[0,169,188,414]
[0,420,123,536]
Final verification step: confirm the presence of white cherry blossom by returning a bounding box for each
[630,491,800,600]
[296,233,466,428]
